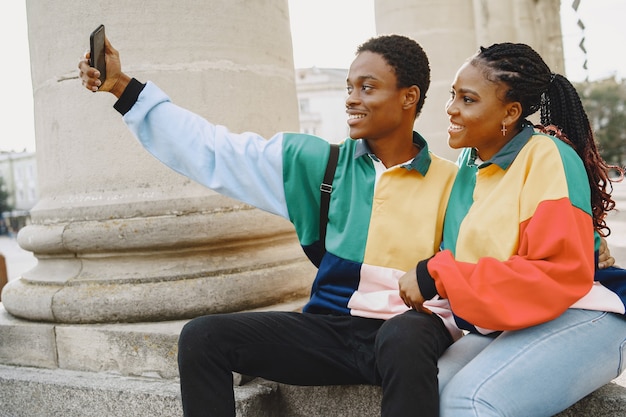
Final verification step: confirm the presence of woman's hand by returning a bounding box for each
[398,268,431,314]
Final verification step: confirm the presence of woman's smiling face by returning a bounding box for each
[445,62,515,161]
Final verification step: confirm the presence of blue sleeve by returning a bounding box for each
[121,81,289,218]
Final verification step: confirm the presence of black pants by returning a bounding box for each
[177,310,453,417]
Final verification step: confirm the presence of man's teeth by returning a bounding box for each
[349,114,365,119]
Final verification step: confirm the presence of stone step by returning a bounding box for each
[0,365,624,417]
[0,299,305,378]
[1,300,624,416]
[0,364,279,417]
[0,364,183,417]
[274,378,626,417]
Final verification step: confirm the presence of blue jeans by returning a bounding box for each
[438,309,626,417]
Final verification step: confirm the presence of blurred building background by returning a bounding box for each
[295,67,349,143]
[0,151,37,235]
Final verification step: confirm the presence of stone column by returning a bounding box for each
[2,0,315,324]
[374,0,477,161]
[374,0,564,160]
[511,0,565,73]
[476,0,564,72]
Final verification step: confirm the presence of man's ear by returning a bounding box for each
[403,85,420,110]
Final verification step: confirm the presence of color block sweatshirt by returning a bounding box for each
[417,124,626,335]
[116,80,462,338]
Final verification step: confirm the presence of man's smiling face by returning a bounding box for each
[345,51,409,143]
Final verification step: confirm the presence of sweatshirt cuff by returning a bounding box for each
[113,78,146,115]
[416,257,438,299]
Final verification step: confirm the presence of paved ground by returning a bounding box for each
[1,181,626,281]
[0,234,37,282]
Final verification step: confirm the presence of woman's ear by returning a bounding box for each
[505,101,523,125]
[403,85,420,110]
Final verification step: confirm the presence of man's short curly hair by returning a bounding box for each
[356,34,430,117]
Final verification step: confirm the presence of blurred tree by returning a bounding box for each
[576,78,626,167]
[0,176,12,213]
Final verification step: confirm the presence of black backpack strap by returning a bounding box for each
[320,144,340,249]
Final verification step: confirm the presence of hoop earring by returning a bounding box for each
[501,121,507,136]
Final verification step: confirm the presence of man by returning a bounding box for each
[79,33,463,417]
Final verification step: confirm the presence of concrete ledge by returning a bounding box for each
[0,366,623,417]
[0,303,185,378]
[0,365,279,417]
[555,380,626,417]
[1,300,624,416]
[0,364,182,417]
[0,312,57,369]
[0,299,305,379]
[274,376,626,417]
[276,384,381,416]
[54,320,183,378]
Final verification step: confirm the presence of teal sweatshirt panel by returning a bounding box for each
[282,134,374,263]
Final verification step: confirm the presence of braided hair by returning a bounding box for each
[471,42,622,236]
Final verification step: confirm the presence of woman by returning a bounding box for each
[399,42,626,416]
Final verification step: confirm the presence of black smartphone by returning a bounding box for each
[89,24,106,84]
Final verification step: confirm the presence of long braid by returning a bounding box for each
[472,43,622,236]
[542,75,620,235]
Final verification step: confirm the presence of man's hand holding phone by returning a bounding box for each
[79,25,130,98]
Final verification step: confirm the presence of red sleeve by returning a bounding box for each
[426,198,594,331]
